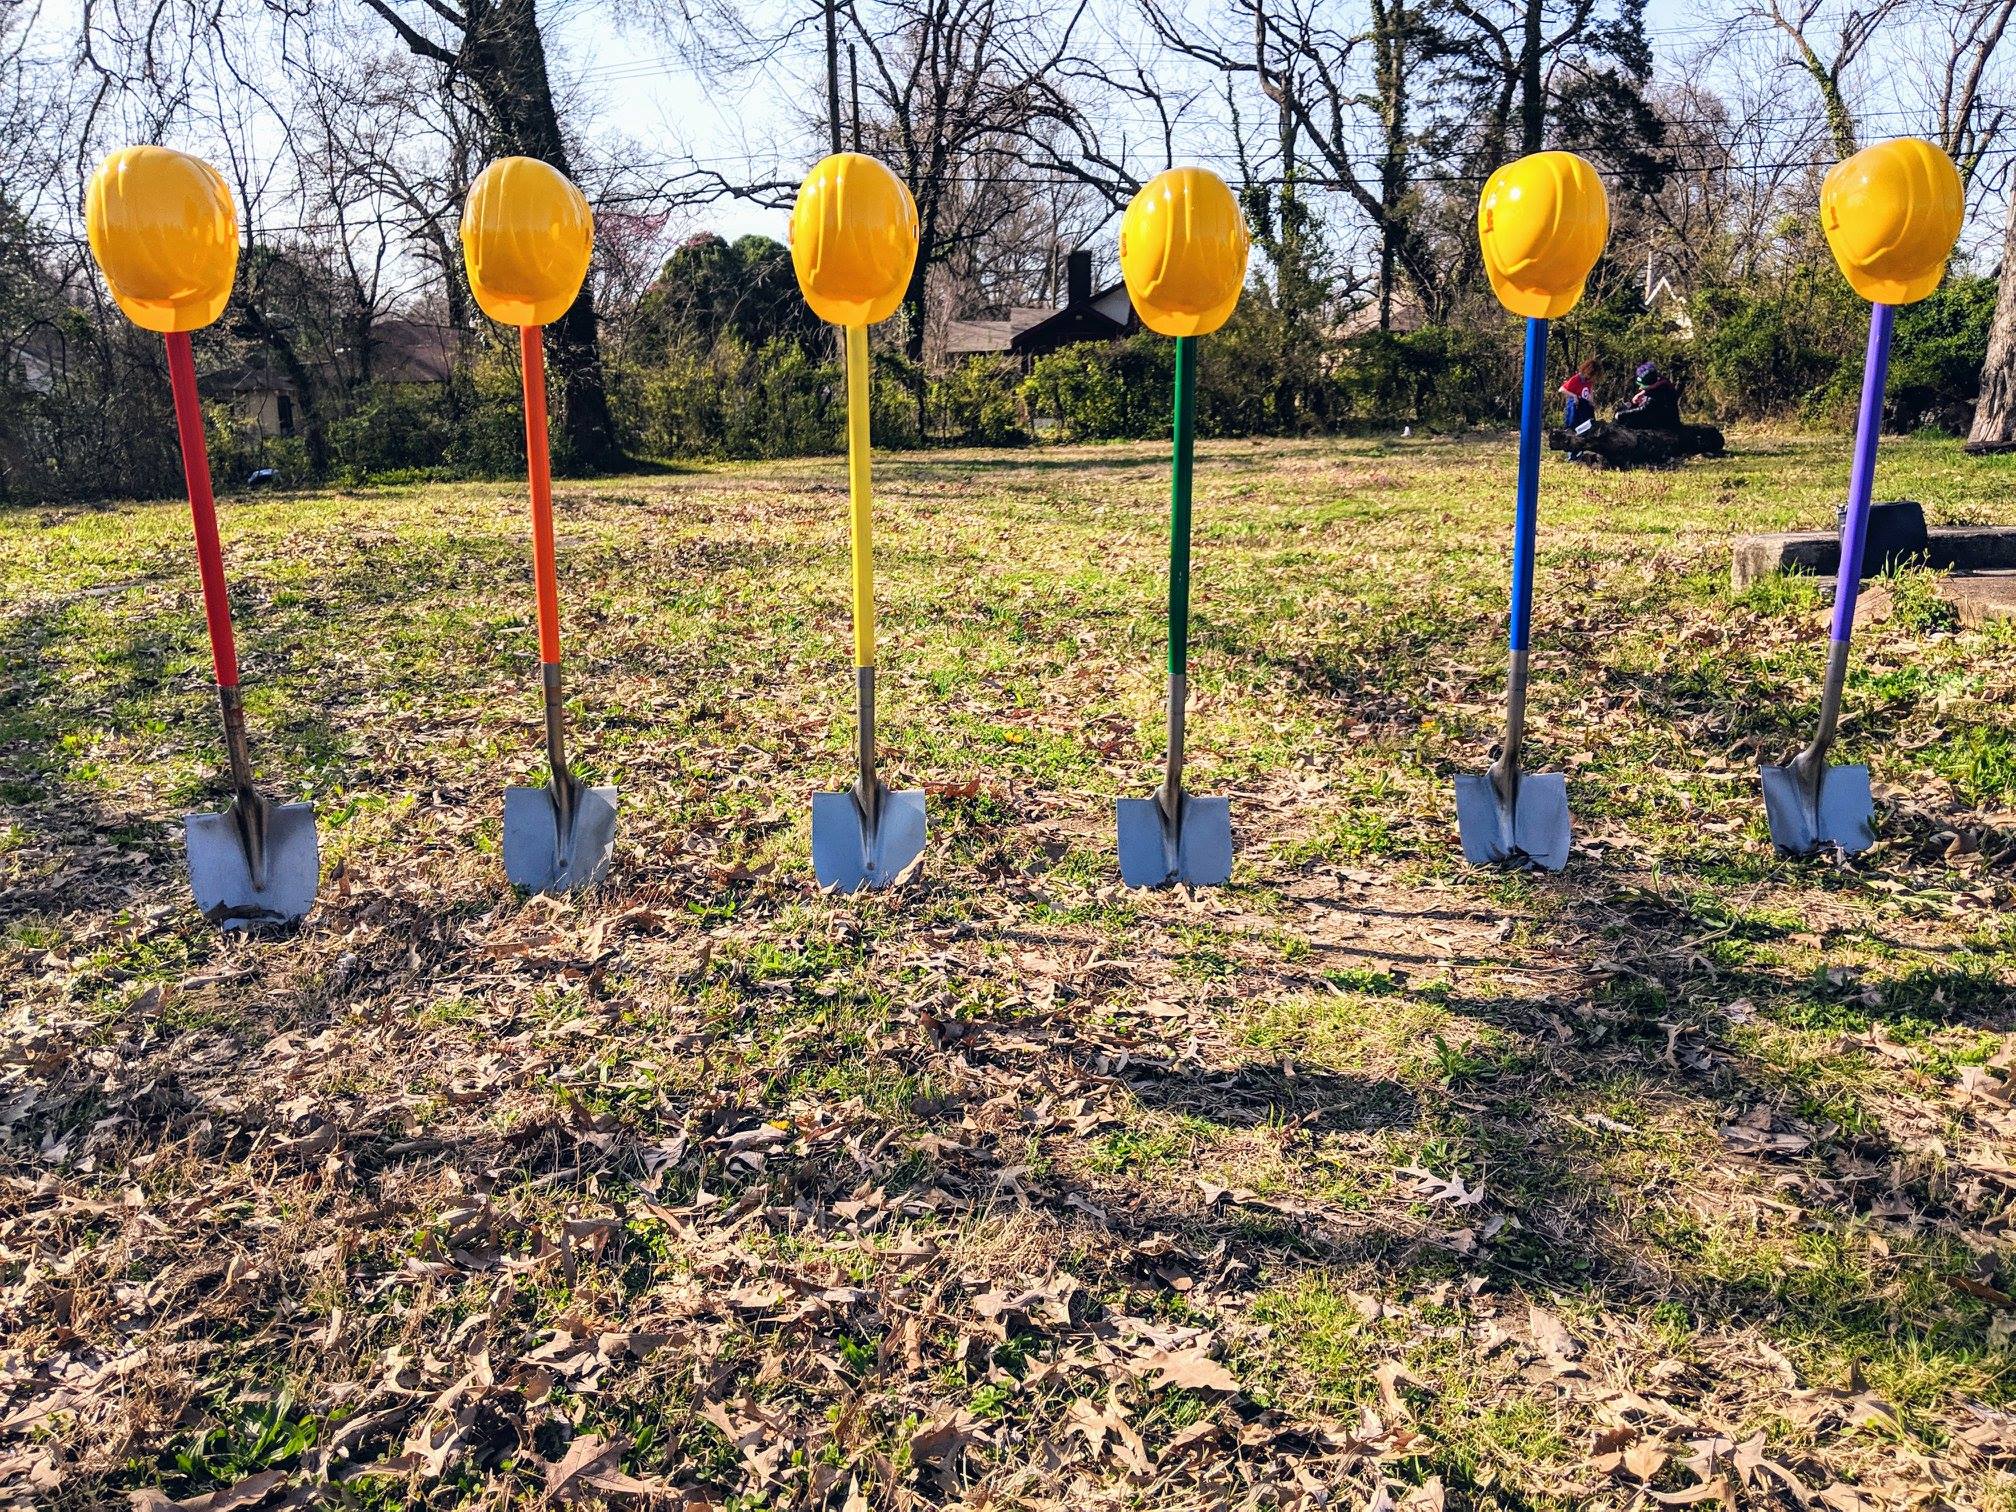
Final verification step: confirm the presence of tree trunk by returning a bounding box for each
[1968,195,2016,453]
[455,0,622,470]
[1373,0,1408,330]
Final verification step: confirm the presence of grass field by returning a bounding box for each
[3,429,2015,1510]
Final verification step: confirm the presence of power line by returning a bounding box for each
[16,134,2016,259]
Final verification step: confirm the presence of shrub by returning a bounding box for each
[1023,337,1171,441]
[1889,274,1996,432]
[1335,325,1521,427]
[934,357,1024,445]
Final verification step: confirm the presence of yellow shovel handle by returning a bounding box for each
[845,322,875,669]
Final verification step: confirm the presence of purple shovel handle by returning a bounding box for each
[1830,304,1896,645]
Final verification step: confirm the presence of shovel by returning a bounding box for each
[1455,316,1571,872]
[1117,334,1233,887]
[811,323,925,890]
[1759,304,1892,856]
[500,325,617,890]
[165,331,321,924]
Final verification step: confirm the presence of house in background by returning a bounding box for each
[213,317,467,437]
[943,250,1138,369]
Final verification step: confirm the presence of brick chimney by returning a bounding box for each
[1067,249,1092,308]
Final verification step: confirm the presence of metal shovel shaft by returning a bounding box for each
[1159,335,1198,823]
[846,322,878,813]
[521,327,565,671]
[1804,302,1895,769]
[1497,317,1548,782]
[521,326,575,824]
[169,332,264,884]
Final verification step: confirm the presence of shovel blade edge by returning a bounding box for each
[1454,772,1570,871]
[503,785,619,892]
[1760,762,1873,856]
[1814,764,1876,853]
[1115,794,1233,888]
[812,788,926,892]
[1512,773,1572,873]
[1758,763,1817,855]
[1453,774,1513,866]
[185,803,319,927]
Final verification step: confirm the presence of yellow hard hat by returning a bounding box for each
[460,157,595,327]
[1476,152,1609,319]
[789,153,919,327]
[1821,138,1963,306]
[84,146,238,334]
[1118,167,1249,338]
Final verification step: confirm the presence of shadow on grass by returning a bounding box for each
[1116,1060,1420,1135]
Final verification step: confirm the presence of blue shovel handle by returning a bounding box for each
[1831,304,1896,646]
[1508,316,1548,654]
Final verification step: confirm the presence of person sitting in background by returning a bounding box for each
[1560,357,1599,462]
[1561,358,1598,430]
[1617,361,1681,430]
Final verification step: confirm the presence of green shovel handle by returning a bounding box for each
[1167,335,1196,679]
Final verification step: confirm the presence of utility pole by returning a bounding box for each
[826,0,846,368]
[849,42,862,152]
[825,0,843,156]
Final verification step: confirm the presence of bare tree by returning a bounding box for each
[1737,0,1916,157]
[337,0,621,466]
[841,0,1098,362]
[1140,0,1439,326]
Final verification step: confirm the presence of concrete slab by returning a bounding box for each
[1731,520,2016,590]
[1936,570,2016,627]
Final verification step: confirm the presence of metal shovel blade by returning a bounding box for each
[186,802,319,927]
[1760,759,1873,856]
[503,783,619,891]
[1115,792,1233,889]
[811,785,926,892]
[1453,770,1570,872]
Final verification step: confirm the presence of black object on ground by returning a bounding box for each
[1546,418,1725,467]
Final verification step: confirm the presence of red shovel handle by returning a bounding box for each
[520,326,562,667]
[165,331,240,690]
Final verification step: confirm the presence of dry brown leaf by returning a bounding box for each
[1528,1303,1582,1361]
[1135,1346,1240,1394]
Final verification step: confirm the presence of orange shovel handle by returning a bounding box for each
[520,325,562,666]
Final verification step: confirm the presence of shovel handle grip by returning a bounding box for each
[521,326,563,666]
[845,323,875,669]
[165,332,240,690]
[1507,316,1547,656]
[1830,303,1894,646]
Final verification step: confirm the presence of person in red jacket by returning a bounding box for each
[1560,357,1598,461]
[1561,357,1598,427]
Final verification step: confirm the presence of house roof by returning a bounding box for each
[1006,283,1131,353]
[943,284,1136,358]
[366,318,462,384]
[208,318,467,395]
[944,306,1055,357]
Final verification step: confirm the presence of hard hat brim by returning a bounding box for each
[1486,265,1587,320]
[1837,264,1946,307]
[800,288,910,328]
[106,281,233,335]
[1134,288,1242,339]
[470,288,581,327]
